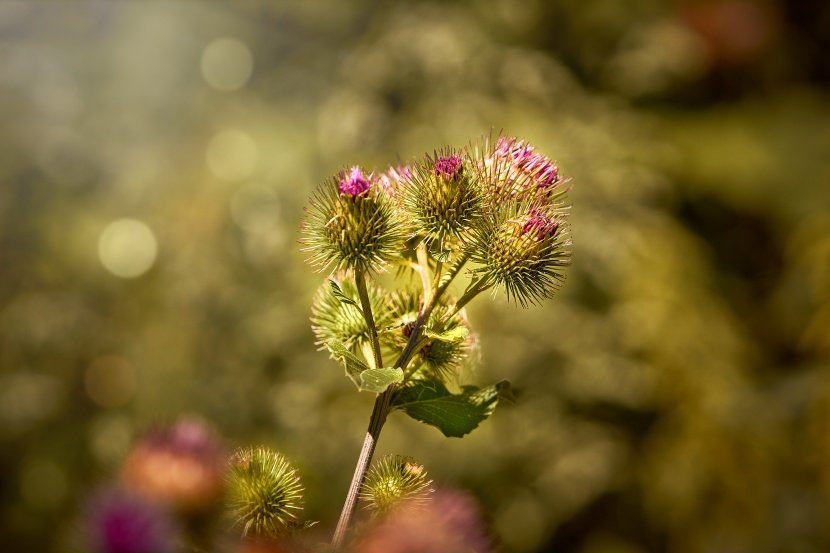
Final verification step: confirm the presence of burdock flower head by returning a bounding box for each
[360,455,432,516]
[400,149,484,253]
[470,204,571,306]
[301,166,408,274]
[121,418,227,513]
[226,446,305,538]
[473,134,569,206]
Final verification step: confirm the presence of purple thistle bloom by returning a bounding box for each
[379,165,411,196]
[339,166,372,197]
[524,153,560,188]
[522,213,558,241]
[495,136,561,190]
[121,419,227,511]
[434,155,462,179]
[84,488,180,553]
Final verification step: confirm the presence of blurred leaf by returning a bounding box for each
[328,279,363,314]
[359,368,404,393]
[327,340,402,392]
[422,326,469,343]
[391,379,512,437]
[327,339,369,382]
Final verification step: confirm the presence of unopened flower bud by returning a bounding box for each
[360,455,432,516]
[311,271,390,355]
[226,446,304,538]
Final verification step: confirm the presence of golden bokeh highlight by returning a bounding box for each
[98,219,158,278]
[201,37,253,91]
[206,130,258,182]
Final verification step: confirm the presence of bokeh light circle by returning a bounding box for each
[206,130,258,182]
[201,37,253,91]
[98,219,158,278]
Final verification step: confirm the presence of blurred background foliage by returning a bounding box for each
[1,1,829,552]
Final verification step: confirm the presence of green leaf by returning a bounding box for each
[391,378,512,437]
[327,340,403,393]
[359,368,404,393]
[328,279,363,313]
[327,339,369,387]
[422,326,469,343]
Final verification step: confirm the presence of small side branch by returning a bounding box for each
[355,269,383,370]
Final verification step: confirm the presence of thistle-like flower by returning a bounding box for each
[354,488,492,553]
[301,166,408,274]
[226,446,305,538]
[360,455,432,516]
[400,150,485,253]
[82,487,181,553]
[470,204,571,306]
[121,418,227,513]
[311,271,391,355]
[469,134,570,208]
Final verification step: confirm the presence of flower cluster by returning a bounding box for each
[301,133,571,307]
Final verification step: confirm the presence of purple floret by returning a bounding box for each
[434,155,463,179]
[522,213,559,241]
[339,166,372,196]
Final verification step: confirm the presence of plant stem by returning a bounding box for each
[331,386,394,550]
[445,278,491,322]
[416,244,432,305]
[332,255,470,548]
[435,250,470,303]
[355,269,383,371]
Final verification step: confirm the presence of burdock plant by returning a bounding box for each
[225,133,572,549]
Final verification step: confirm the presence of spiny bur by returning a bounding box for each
[360,455,432,516]
[470,203,571,307]
[226,446,305,538]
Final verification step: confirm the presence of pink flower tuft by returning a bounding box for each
[522,213,559,241]
[434,155,463,179]
[339,167,372,197]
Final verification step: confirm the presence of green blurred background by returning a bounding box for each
[1,1,829,551]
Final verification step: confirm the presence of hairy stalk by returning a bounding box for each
[416,244,432,305]
[355,269,383,371]
[445,278,491,322]
[332,269,387,549]
[331,387,394,549]
[435,250,470,302]
[332,252,469,549]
